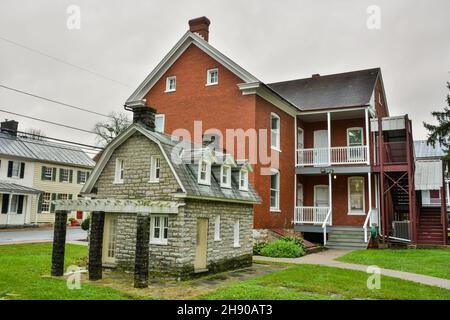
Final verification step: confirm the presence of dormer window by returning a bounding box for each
[149,156,161,183]
[239,169,248,191]
[198,160,211,185]
[206,68,218,86]
[165,76,176,92]
[220,165,231,188]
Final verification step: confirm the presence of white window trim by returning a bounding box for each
[297,127,304,150]
[41,192,51,213]
[314,185,329,207]
[220,165,231,188]
[214,215,221,241]
[114,159,124,184]
[198,159,211,185]
[270,112,281,152]
[9,195,19,214]
[347,177,365,215]
[297,182,304,207]
[60,168,70,183]
[79,171,87,184]
[270,169,280,212]
[206,68,219,86]
[239,169,248,191]
[346,127,364,147]
[233,219,240,248]
[150,215,169,245]
[165,76,176,92]
[149,156,161,183]
[155,114,165,133]
[11,161,21,178]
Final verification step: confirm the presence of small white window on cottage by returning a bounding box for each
[233,219,240,247]
[41,192,51,213]
[155,114,165,133]
[11,162,21,178]
[270,169,280,211]
[220,165,231,188]
[214,215,221,241]
[150,215,169,245]
[165,76,176,92]
[198,160,211,185]
[348,177,365,215]
[150,156,161,183]
[239,169,248,191]
[114,159,124,183]
[60,169,69,182]
[271,113,281,151]
[9,195,19,213]
[206,68,218,85]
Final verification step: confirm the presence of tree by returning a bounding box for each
[26,128,46,140]
[93,112,131,146]
[423,79,450,165]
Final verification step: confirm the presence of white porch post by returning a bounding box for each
[6,193,12,226]
[368,172,372,221]
[294,116,298,223]
[365,108,370,165]
[329,172,332,225]
[327,112,331,165]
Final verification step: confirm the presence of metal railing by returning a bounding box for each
[322,208,332,245]
[363,209,372,243]
[294,206,330,224]
[297,146,367,166]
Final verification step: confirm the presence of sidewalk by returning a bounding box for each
[254,249,450,290]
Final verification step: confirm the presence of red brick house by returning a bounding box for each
[123,17,447,248]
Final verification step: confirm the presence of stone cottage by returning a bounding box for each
[50,103,260,287]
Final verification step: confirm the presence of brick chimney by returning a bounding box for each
[189,16,211,42]
[128,103,157,131]
[1,120,18,136]
[312,74,321,78]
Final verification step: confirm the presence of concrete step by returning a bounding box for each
[326,244,368,250]
[327,237,366,243]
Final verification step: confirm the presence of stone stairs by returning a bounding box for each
[325,227,368,250]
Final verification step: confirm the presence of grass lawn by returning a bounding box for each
[0,243,137,300]
[338,248,450,280]
[201,264,450,300]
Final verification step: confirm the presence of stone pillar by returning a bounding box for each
[89,211,105,281]
[134,213,150,288]
[51,210,68,276]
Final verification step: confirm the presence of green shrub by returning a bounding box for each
[253,241,268,255]
[260,240,305,258]
[81,216,90,231]
[281,236,306,251]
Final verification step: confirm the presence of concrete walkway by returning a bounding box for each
[0,227,87,245]
[254,249,450,290]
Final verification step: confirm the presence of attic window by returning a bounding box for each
[239,169,248,191]
[198,159,211,185]
[165,76,176,92]
[220,165,231,188]
[206,68,218,86]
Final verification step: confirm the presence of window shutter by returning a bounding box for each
[69,170,73,183]
[52,168,57,181]
[7,161,13,178]
[86,171,90,179]
[50,193,56,213]
[1,194,10,214]
[69,194,73,200]
[41,166,46,180]
[20,162,25,179]
[37,193,43,213]
[77,171,81,184]
[17,195,24,214]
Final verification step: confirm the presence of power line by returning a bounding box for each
[0,35,132,88]
[0,83,112,118]
[0,108,96,135]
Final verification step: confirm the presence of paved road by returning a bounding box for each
[0,227,87,244]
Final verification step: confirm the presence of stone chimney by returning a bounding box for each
[130,104,157,131]
[189,16,211,42]
[1,120,18,136]
[312,74,321,78]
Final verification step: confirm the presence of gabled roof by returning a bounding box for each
[414,140,446,159]
[82,124,260,204]
[0,132,95,168]
[126,31,260,105]
[267,68,381,111]
[0,181,42,195]
[415,160,443,190]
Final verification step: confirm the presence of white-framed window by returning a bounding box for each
[348,177,365,215]
[78,171,87,184]
[11,162,21,178]
[347,127,364,147]
[149,156,161,183]
[155,114,165,133]
[233,219,240,247]
[271,113,281,151]
[239,169,248,191]
[60,169,69,182]
[220,165,231,188]
[297,183,304,207]
[206,68,218,85]
[214,215,221,241]
[198,159,211,185]
[41,192,51,213]
[9,195,19,213]
[165,76,176,92]
[114,159,124,183]
[150,215,169,245]
[43,167,53,181]
[270,169,280,211]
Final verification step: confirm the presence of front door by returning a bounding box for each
[102,214,118,265]
[313,130,328,165]
[314,185,329,223]
[194,218,208,271]
[297,183,304,207]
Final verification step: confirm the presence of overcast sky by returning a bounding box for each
[0,0,449,154]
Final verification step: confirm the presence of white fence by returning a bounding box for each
[294,206,330,225]
[297,146,367,166]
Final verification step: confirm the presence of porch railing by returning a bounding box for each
[297,146,367,166]
[294,206,330,225]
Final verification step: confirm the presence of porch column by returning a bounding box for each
[51,210,68,276]
[89,211,105,281]
[329,172,332,225]
[134,212,151,288]
[327,112,331,165]
[368,172,372,220]
[365,108,370,165]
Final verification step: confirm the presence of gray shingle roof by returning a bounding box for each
[0,132,95,168]
[0,181,42,194]
[414,140,446,159]
[267,68,380,111]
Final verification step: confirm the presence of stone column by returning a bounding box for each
[89,211,105,281]
[51,210,68,276]
[134,213,150,288]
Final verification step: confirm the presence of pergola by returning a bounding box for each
[50,198,182,288]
